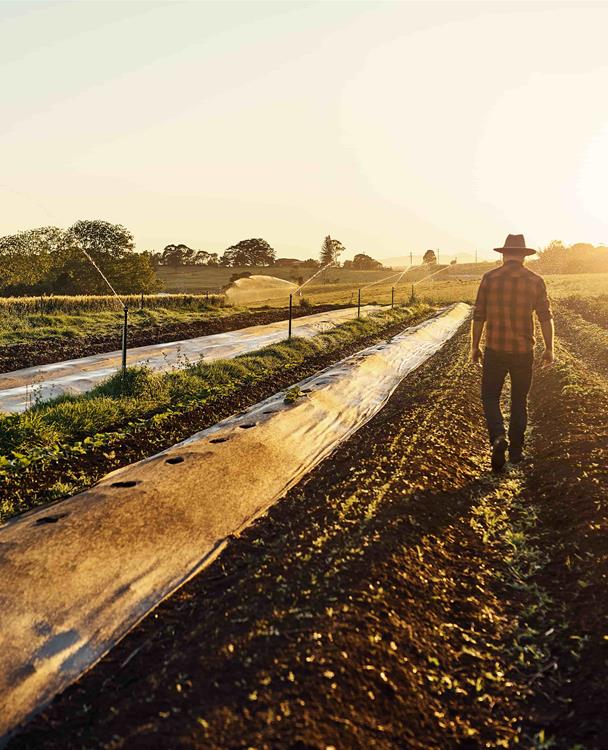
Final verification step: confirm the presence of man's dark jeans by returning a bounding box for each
[481,347,534,449]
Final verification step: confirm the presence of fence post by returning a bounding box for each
[391,287,395,309]
[357,288,361,319]
[121,307,129,377]
[288,293,293,339]
[410,284,416,305]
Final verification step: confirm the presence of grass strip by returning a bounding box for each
[0,304,232,347]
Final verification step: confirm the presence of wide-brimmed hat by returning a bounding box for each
[493,233,536,256]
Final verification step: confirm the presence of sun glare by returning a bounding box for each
[575,126,608,226]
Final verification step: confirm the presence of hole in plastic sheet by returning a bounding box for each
[111,480,138,488]
[210,437,229,444]
[34,514,67,526]
[165,456,184,465]
[239,423,256,429]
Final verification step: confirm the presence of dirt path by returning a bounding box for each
[8,324,608,749]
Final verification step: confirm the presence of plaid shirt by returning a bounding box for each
[473,261,552,353]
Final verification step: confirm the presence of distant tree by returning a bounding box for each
[352,253,383,270]
[149,251,163,268]
[0,226,61,292]
[423,249,437,265]
[301,258,320,267]
[221,238,276,267]
[57,220,159,294]
[320,235,344,267]
[202,251,220,266]
[342,259,353,269]
[160,244,196,266]
[0,220,159,295]
[535,240,608,274]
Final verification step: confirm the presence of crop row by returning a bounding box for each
[558,293,608,328]
[0,292,224,316]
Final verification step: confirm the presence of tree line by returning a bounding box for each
[0,220,158,295]
[534,240,608,274]
[0,222,386,297]
[154,235,385,270]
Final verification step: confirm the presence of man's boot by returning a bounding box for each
[509,444,524,463]
[491,435,508,472]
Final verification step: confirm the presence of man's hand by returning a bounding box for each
[471,346,483,365]
[542,348,555,366]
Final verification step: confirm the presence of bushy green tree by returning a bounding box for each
[0,219,160,295]
[423,249,437,265]
[352,253,383,270]
[0,226,60,291]
[221,238,275,267]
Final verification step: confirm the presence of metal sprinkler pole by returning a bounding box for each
[391,286,395,308]
[121,307,129,375]
[288,293,293,339]
[357,288,361,318]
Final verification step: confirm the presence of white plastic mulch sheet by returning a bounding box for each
[0,306,381,413]
[0,302,470,741]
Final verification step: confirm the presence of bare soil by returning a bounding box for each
[7,314,608,749]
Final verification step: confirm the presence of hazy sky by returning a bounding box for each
[1,0,608,260]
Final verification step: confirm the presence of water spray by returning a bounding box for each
[412,261,453,288]
[0,186,130,380]
[285,260,338,339]
[79,245,129,380]
[294,260,337,294]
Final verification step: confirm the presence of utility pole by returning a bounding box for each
[436,249,440,264]
[475,249,478,265]
[409,250,413,266]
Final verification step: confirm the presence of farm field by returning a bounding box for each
[0,299,353,373]
[6,297,608,750]
[0,305,383,412]
[2,273,606,373]
[0,305,432,522]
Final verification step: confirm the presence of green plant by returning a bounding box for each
[284,386,303,404]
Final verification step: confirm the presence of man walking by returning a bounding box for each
[471,234,554,471]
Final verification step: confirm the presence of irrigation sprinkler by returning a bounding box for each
[78,245,129,380]
[391,287,395,308]
[357,288,361,318]
[121,307,129,373]
[288,293,293,339]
